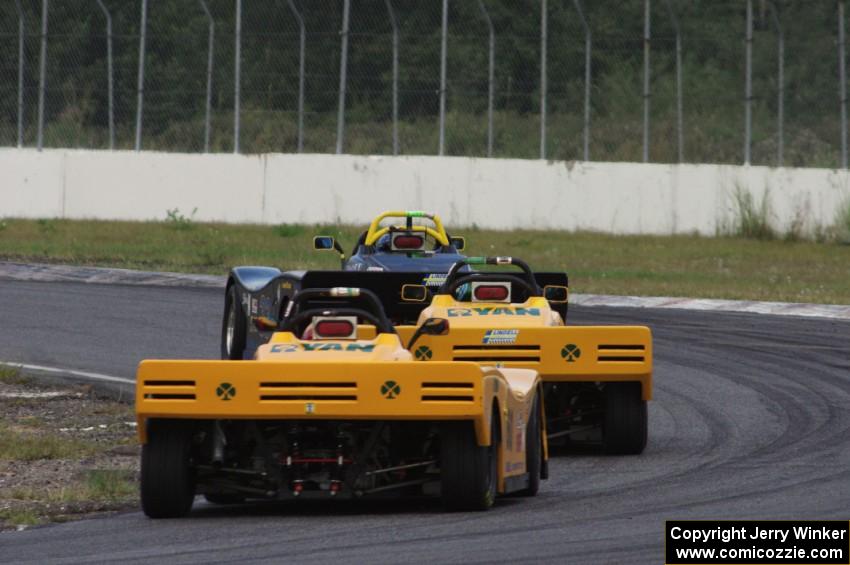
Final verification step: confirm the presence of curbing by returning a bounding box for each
[1,261,848,321]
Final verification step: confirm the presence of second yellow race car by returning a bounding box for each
[395,257,653,455]
[136,287,547,518]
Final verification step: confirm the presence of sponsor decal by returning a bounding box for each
[250,298,258,316]
[330,287,360,297]
[305,402,315,414]
[280,281,293,289]
[216,382,236,401]
[505,461,525,473]
[482,329,519,345]
[366,266,384,271]
[422,273,448,287]
[270,343,376,353]
[380,380,401,399]
[414,346,433,361]
[560,343,581,362]
[447,307,541,317]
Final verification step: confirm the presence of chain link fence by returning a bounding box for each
[1,0,849,167]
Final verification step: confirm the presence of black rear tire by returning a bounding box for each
[519,396,542,496]
[221,285,247,360]
[440,417,498,511]
[602,382,648,455]
[141,419,196,519]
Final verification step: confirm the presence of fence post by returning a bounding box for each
[287,0,305,153]
[336,0,351,154]
[233,0,241,153]
[664,0,682,163]
[37,0,48,151]
[769,1,783,167]
[540,0,547,159]
[744,0,753,165]
[642,0,651,163]
[840,1,847,169]
[573,0,591,161]
[477,0,495,158]
[439,0,448,155]
[198,0,214,153]
[14,0,24,148]
[385,0,399,155]
[135,0,147,151]
[95,0,114,150]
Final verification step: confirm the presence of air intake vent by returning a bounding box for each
[421,382,475,403]
[597,344,646,362]
[259,382,357,402]
[422,395,474,402]
[452,345,540,364]
[260,382,356,388]
[260,394,357,401]
[142,379,197,400]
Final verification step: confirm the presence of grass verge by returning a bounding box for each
[0,425,98,461]
[0,377,138,531]
[0,367,31,386]
[0,218,849,304]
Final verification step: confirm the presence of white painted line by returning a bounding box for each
[2,261,849,320]
[0,361,134,385]
[0,391,77,399]
[570,293,850,320]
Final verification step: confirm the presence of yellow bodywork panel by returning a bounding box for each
[135,331,545,491]
[419,295,563,327]
[403,326,652,400]
[391,294,653,400]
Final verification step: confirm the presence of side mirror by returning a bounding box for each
[543,285,569,303]
[313,235,337,250]
[406,317,449,351]
[313,235,346,268]
[449,236,466,251]
[420,317,449,336]
[401,284,429,302]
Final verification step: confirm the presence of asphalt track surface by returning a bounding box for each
[1,280,849,564]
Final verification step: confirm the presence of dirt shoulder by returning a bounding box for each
[0,368,139,532]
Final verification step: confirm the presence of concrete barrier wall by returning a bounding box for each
[2,148,849,236]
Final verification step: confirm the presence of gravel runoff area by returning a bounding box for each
[0,368,138,531]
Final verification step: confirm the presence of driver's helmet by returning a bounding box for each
[376,233,392,251]
[453,282,471,301]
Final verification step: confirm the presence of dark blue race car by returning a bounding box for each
[221,211,470,360]
[313,210,467,285]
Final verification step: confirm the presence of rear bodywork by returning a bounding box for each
[397,288,653,451]
[137,330,546,502]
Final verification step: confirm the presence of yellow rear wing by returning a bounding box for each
[405,326,653,400]
[136,360,489,441]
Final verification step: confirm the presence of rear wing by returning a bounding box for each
[136,360,488,429]
[406,326,652,400]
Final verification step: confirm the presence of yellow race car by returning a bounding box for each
[136,287,547,518]
[395,257,653,455]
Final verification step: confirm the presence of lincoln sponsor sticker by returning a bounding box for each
[422,273,448,287]
[482,329,519,345]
